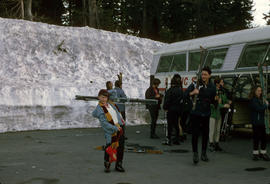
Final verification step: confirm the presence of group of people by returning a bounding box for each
[145,66,270,164]
[92,67,270,173]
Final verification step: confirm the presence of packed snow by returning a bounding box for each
[0,18,165,132]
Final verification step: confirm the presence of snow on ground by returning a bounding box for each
[0,18,166,132]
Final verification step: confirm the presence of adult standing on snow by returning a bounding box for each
[184,66,216,164]
[145,78,163,139]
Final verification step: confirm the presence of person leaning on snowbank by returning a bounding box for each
[92,89,126,172]
[248,86,270,161]
[209,77,230,152]
[145,78,163,139]
[163,75,183,145]
[184,66,216,164]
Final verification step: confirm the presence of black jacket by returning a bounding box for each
[163,86,183,113]
[184,81,216,117]
[249,97,267,126]
[145,86,162,110]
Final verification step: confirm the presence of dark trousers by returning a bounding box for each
[148,107,159,136]
[167,111,180,141]
[120,111,126,137]
[181,111,189,133]
[104,130,125,163]
[252,125,267,150]
[190,114,210,153]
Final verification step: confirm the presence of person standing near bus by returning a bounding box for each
[145,78,163,139]
[209,77,230,152]
[163,74,183,145]
[248,86,270,161]
[185,66,216,164]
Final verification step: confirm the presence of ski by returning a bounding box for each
[75,95,158,104]
[192,46,207,110]
[95,145,163,154]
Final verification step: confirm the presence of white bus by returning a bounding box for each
[151,26,270,125]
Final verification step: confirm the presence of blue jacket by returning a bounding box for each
[108,87,127,112]
[249,97,267,126]
[92,103,124,144]
[184,81,216,117]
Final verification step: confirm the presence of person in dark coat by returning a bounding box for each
[184,66,216,164]
[163,75,183,145]
[145,78,162,139]
[248,86,270,161]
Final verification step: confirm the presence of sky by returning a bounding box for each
[253,0,269,26]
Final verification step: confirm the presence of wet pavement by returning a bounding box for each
[0,125,269,184]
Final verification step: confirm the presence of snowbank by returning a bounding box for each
[0,18,165,132]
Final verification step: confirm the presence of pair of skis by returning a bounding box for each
[258,46,270,134]
[75,95,158,104]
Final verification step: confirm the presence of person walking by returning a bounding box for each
[184,66,216,164]
[145,78,163,139]
[249,86,270,161]
[92,89,126,172]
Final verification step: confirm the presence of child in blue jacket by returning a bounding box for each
[92,89,126,172]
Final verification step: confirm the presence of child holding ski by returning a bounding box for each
[92,89,126,172]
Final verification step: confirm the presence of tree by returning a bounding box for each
[263,5,270,25]
[88,0,99,28]
[24,0,33,20]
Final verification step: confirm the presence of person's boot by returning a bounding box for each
[209,143,215,152]
[260,150,270,161]
[252,154,260,161]
[193,152,199,164]
[104,162,111,173]
[201,151,209,162]
[173,137,180,145]
[150,134,159,139]
[215,143,223,151]
[252,150,260,161]
[162,138,172,146]
[115,161,125,172]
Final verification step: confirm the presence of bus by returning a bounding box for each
[151,26,270,126]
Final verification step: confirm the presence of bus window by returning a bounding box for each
[156,55,173,73]
[170,54,186,72]
[189,52,201,71]
[238,43,270,68]
[204,48,228,69]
